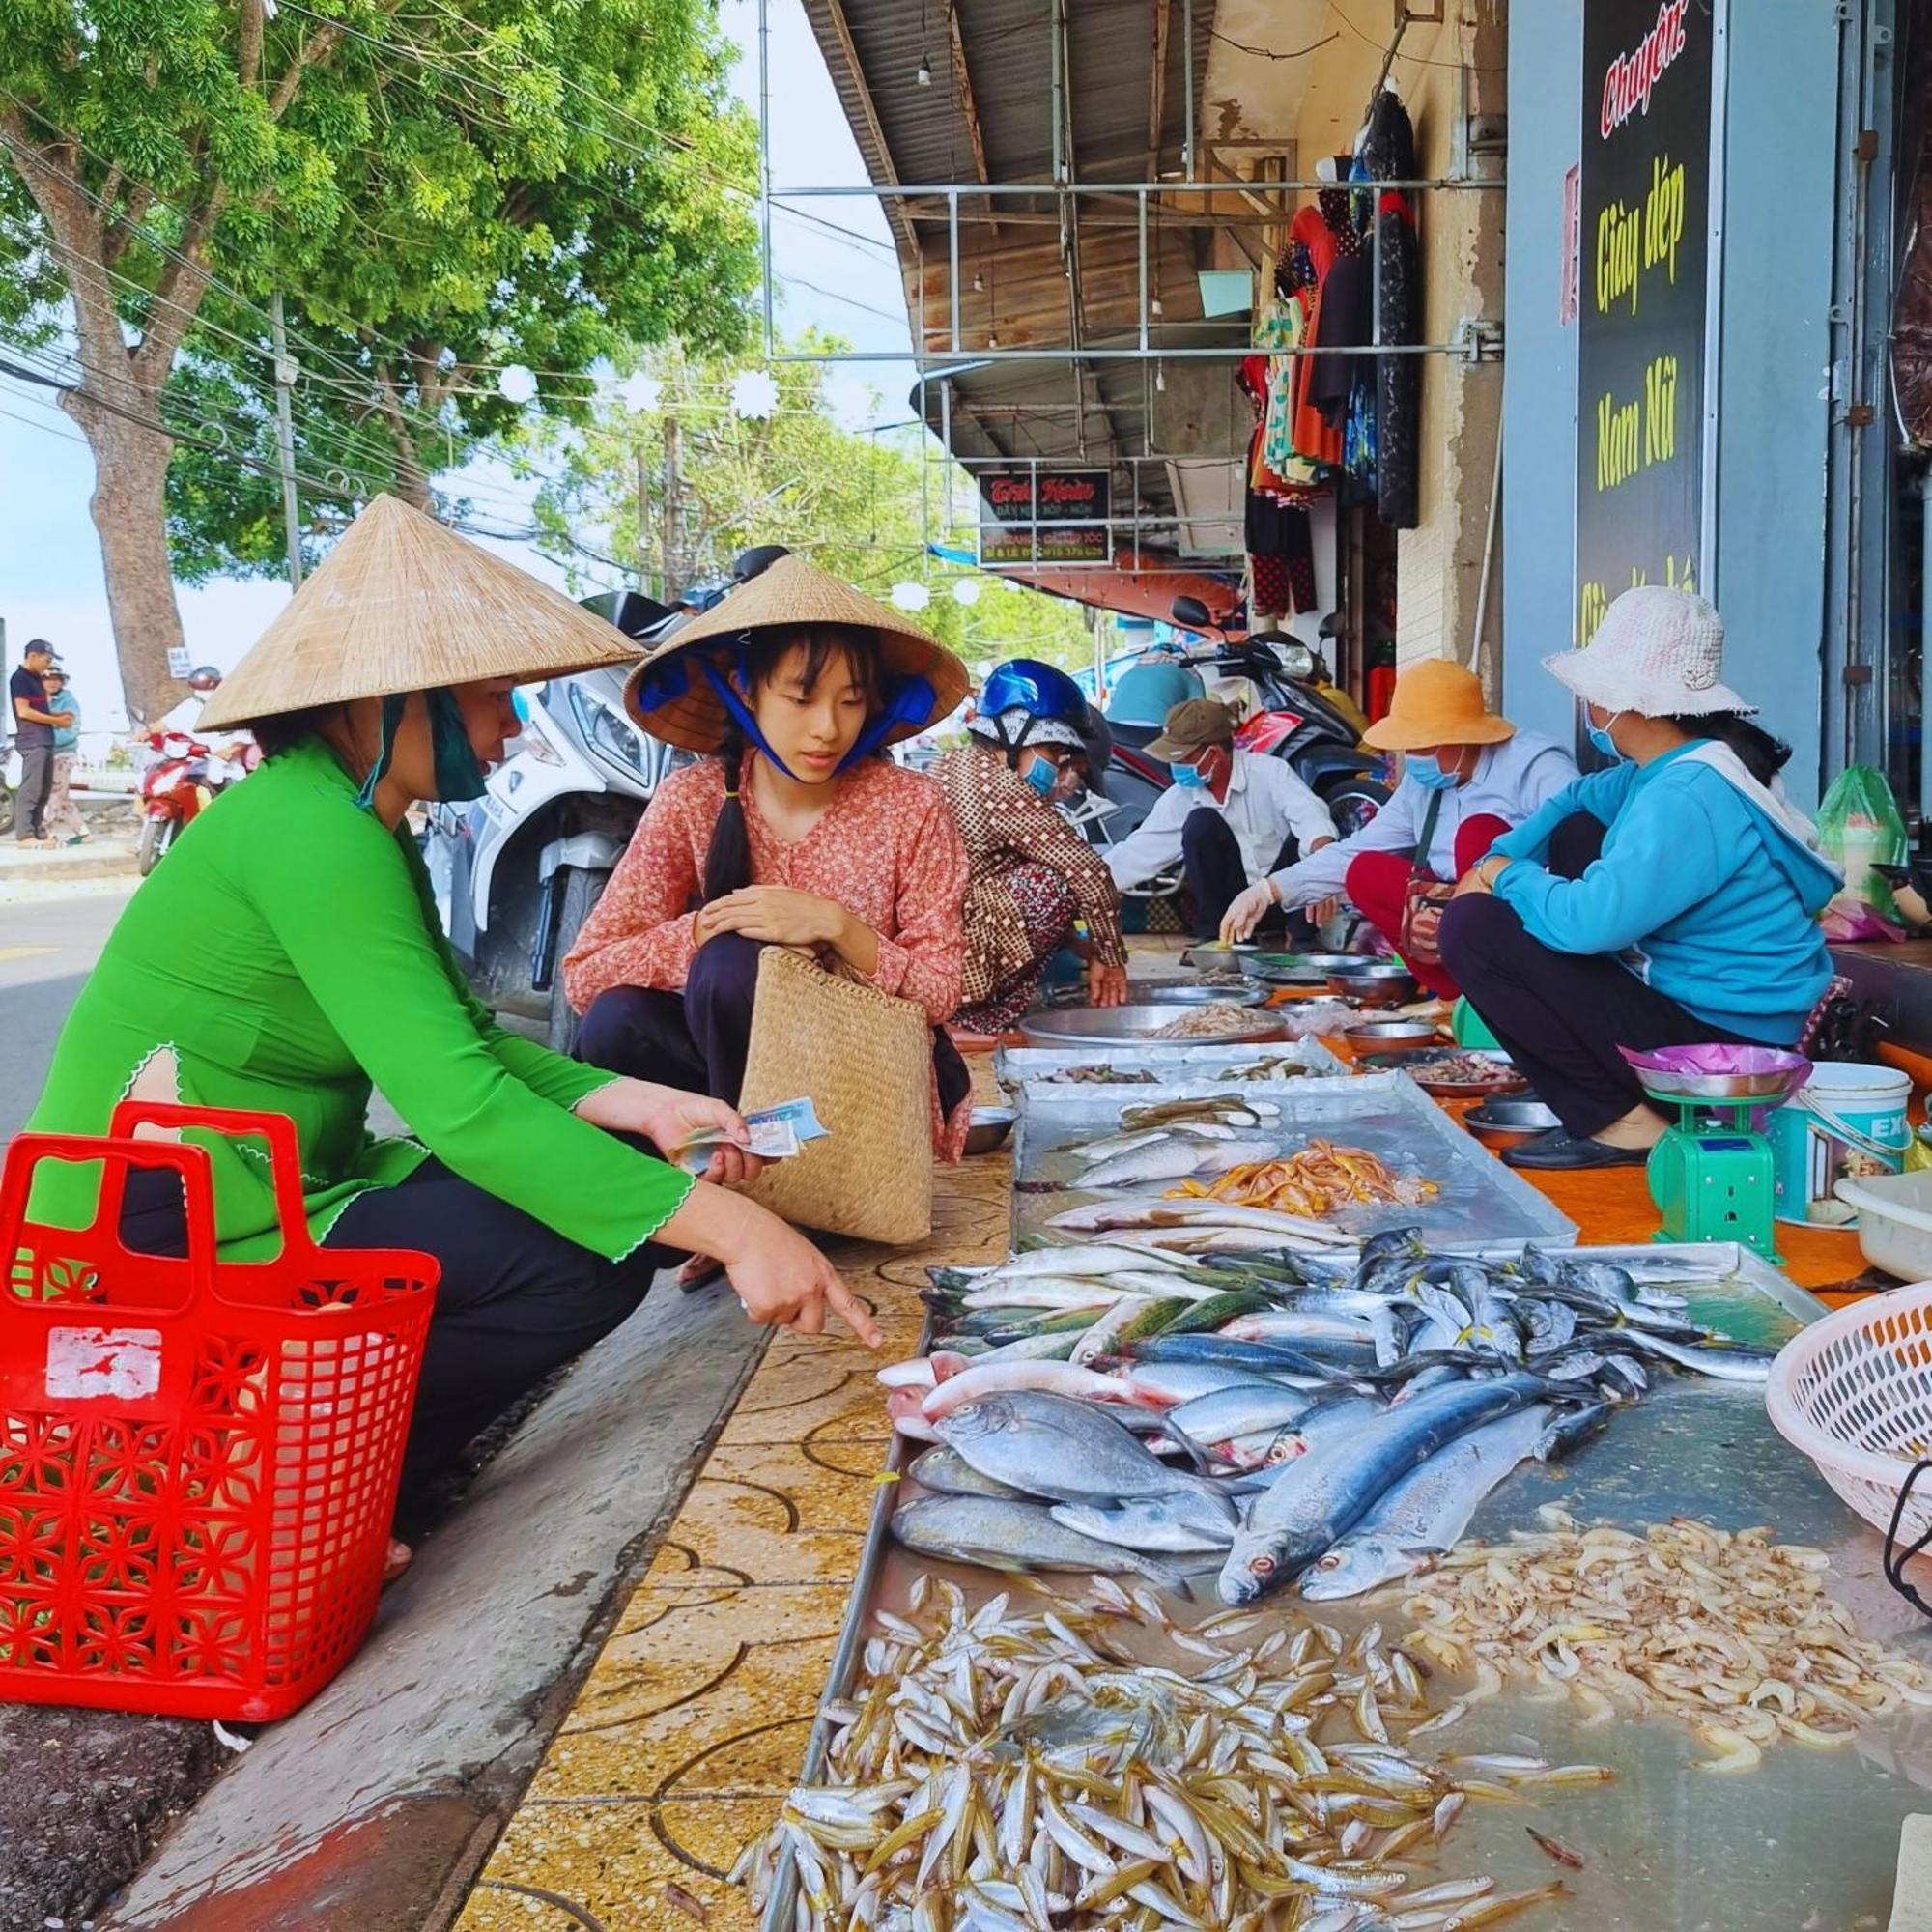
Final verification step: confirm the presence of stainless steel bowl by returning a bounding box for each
[1135,978,1269,1008]
[963,1105,1016,1155]
[1635,1067,1810,1103]
[1345,1017,1443,1047]
[1326,963,1420,1007]
[1248,951,1361,986]
[1463,1095,1562,1151]
[1019,1005,1288,1048]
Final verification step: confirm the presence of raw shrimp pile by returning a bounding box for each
[1169,1139,1438,1219]
[1151,1002,1269,1040]
[736,1573,1601,1930]
[1402,1510,1932,1771]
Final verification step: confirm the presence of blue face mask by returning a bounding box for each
[1408,757,1460,793]
[1587,710,1627,761]
[1020,755,1059,798]
[1170,759,1208,789]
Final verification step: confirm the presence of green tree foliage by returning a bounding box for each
[0,0,757,719]
[520,338,1102,677]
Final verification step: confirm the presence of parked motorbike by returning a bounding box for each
[135,731,253,873]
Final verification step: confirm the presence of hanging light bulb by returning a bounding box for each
[730,369,780,419]
[497,364,538,406]
[987,331,1000,350]
[973,272,985,293]
[890,582,932,612]
[1155,363,1166,393]
[916,60,932,85]
[618,370,662,412]
[1151,296,1164,317]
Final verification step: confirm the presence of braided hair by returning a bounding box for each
[699,624,882,903]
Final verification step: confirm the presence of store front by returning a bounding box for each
[1502,0,1908,813]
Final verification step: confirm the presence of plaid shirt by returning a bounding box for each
[934,744,1127,1008]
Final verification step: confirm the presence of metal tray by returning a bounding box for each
[1018,1003,1286,1047]
[1246,950,1364,985]
[1011,1071,1578,1246]
[765,1248,1932,1932]
[1131,977,1270,1007]
[995,1034,1349,1087]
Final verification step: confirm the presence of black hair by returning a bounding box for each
[700,625,883,903]
[1663,711,1791,788]
[251,707,336,759]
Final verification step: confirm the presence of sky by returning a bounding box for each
[0,0,916,736]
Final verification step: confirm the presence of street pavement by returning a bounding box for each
[0,888,131,1137]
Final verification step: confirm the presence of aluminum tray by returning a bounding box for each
[1011,1071,1578,1246]
[1018,1003,1286,1047]
[764,1246,1932,1932]
[994,1034,1348,1087]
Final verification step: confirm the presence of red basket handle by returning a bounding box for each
[104,1102,318,1258]
[0,1130,219,1307]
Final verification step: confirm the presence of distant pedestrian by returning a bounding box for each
[39,668,87,844]
[8,639,70,846]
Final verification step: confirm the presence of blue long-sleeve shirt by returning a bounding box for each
[1489,745,1838,1043]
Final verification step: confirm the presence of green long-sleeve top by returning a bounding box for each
[25,737,694,1260]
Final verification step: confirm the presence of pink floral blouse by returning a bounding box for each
[563,754,972,1157]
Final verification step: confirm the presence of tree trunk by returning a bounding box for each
[69,398,187,729]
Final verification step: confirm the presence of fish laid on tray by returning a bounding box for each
[735,1572,1600,1930]
[884,1231,1779,1603]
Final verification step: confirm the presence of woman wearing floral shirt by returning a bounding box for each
[565,555,975,1160]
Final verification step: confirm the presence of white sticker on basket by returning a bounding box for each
[45,1326,163,1401]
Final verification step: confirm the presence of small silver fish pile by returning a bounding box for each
[1403,1509,1932,1771]
[733,1572,1598,1931]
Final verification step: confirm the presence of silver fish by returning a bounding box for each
[1119,1363,1289,1405]
[1609,1328,1777,1383]
[1164,1383,1321,1452]
[1220,1374,1555,1603]
[890,1495,1190,1592]
[908,1445,1026,1500]
[1049,1493,1238,1555]
[1298,1404,1554,1600]
[937,1390,1237,1518]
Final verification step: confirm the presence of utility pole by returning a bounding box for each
[661,412,683,597]
[637,442,651,593]
[270,295,303,590]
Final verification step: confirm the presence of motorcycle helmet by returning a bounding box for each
[1105,659,1205,729]
[187,666,222,693]
[969,659,1110,797]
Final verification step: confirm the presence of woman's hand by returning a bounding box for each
[1220,879,1279,945]
[1088,959,1130,1009]
[575,1078,765,1185]
[1452,856,1508,900]
[700,887,849,950]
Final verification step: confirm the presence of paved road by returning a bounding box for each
[0,890,131,1135]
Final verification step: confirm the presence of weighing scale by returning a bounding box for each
[1629,1052,1810,1263]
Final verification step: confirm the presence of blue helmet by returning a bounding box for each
[1106,659,1205,729]
[971,658,1109,795]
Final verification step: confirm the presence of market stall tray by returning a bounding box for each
[1357,1044,1531,1097]
[1017,1004,1286,1048]
[763,1247,1932,1932]
[1242,949,1364,985]
[995,1034,1347,1087]
[1130,977,1270,1006]
[1011,1070,1577,1246]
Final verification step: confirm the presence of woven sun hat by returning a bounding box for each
[199,495,642,730]
[1544,584,1752,719]
[1361,659,1516,752]
[622,554,970,753]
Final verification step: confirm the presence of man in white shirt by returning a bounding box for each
[1104,697,1338,940]
[1221,661,1577,995]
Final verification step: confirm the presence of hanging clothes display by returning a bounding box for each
[1254,263,1322,500]
[1237,355,1316,618]
[1364,88,1421,530]
[1299,189,1362,465]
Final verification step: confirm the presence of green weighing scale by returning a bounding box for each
[1627,1049,1811,1263]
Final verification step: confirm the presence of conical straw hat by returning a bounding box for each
[624,554,970,753]
[199,494,644,730]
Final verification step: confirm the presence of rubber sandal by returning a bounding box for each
[1502,1133,1651,1171]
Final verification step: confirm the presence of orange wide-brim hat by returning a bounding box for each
[1360,659,1517,752]
[623,554,970,753]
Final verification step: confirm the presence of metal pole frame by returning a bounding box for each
[270,293,303,590]
[758,0,774,359]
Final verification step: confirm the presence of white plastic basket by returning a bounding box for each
[1766,1283,1932,1553]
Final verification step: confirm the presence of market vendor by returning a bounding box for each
[564,553,975,1163]
[1438,585,1838,1171]
[1102,696,1339,941]
[934,658,1128,1032]
[1219,661,1577,997]
[24,497,882,1554]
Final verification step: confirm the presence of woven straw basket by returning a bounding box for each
[739,946,934,1245]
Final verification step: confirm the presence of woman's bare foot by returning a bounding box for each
[383,1536,412,1584]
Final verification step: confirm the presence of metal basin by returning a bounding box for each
[963,1105,1016,1155]
[1463,1095,1562,1150]
[1326,962,1420,1007]
[1358,1046,1530,1098]
[1134,978,1269,1007]
[1018,1005,1287,1048]
[1247,951,1361,986]
[1344,1017,1443,1047]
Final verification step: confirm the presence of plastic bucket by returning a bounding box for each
[1770,1063,1911,1227]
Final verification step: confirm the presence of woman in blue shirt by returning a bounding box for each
[1438,586,1839,1171]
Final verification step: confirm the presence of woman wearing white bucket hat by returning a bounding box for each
[1438,585,1839,1171]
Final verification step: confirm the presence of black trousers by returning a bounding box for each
[1437,812,1745,1139]
[1180,810,1313,944]
[575,930,971,1122]
[121,1157,673,1489]
[14,743,51,841]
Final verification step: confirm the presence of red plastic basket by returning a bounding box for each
[0,1102,437,1721]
